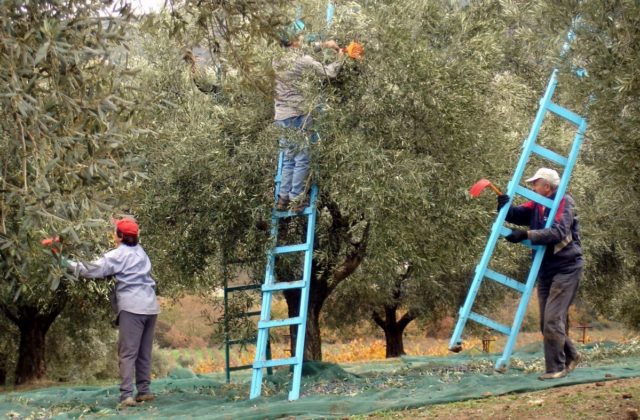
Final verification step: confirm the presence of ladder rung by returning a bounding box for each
[514,185,554,208]
[227,337,256,345]
[262,280,306,292]
[226,284,261,292]
[253,357,297,369]
[229,364,253,372]
[274,207,314,218]
[273,243,309,255]
[531,144,568,167]
[258,317,303,329]
[228,310,262,320]
[546,101,585,127]
[468,311,511,336]
[484,268,526,293]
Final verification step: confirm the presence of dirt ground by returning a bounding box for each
[365,377,640,419]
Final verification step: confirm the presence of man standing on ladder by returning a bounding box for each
[273,21,343,212]
[497,167,583,380]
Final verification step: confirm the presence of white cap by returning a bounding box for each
[525,168,560,187]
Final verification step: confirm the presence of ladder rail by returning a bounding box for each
[249,205,280,398]
[224,274,230,382]
[288,184,318,400]
[495,245,545,370]
[249,151,285,397]
[504,70,560,200]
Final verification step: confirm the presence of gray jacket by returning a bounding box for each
[273,51,342,121]
[69,244,160,315]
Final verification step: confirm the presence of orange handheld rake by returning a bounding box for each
[344,42,364,59]
[469,178,503,197]
[41,236,61,254]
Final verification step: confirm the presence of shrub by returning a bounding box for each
[47,325,118,382]
[161,326,191,349]
[151,344,176,378]
[154,319,174,348]
[177,351,195,368]
[0,318,18,386]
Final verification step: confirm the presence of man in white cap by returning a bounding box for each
[496,168,583,380]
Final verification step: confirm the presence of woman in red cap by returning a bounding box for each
[65,217,160,407]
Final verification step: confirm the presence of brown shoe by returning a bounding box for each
[290,195,309,213]
[538,370,567,380]
[276,196,290,211]
[135,393,155,402]
[118,396,138,408]
[565,352,582,373]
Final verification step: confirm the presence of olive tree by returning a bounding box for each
[320,0,559,357]
[0,0,142,384]
[136,0,551,360]
[531,1,640,329]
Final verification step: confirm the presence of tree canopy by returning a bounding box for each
[2,0,640,384]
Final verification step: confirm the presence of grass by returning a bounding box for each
[158,327,633,376]
[359,377,640,419]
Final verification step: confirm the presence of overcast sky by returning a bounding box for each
[100,0,167,16]
[130,0,167,14]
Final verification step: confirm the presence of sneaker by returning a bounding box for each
[135,393,155,402]
[276,196,290,211]
[118,396,138,408]
[565,352,582,373]
[538,370,567,380]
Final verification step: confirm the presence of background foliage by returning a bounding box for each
[1,0,639,384]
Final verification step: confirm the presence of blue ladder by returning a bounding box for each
[448,69,588,371]
[250,151,318,400]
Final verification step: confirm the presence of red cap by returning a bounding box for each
[116,218,139,236]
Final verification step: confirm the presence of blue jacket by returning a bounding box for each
[505,192,583,276]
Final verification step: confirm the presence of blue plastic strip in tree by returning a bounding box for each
[326,2,335,27]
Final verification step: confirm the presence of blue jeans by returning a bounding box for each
[274,115,317,200]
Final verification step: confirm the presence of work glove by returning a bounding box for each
[505,229,528,243]
[59,256,73,268]
[497,194,510,211]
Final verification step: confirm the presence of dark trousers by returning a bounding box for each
[537,267,582,373]
[118,311,157,400]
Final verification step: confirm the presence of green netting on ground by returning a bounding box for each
[2,342,640,419]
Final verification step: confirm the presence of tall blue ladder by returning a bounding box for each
[448,68,588,371]
[250,150,318,400]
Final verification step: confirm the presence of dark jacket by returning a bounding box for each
[505,192,583,276]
